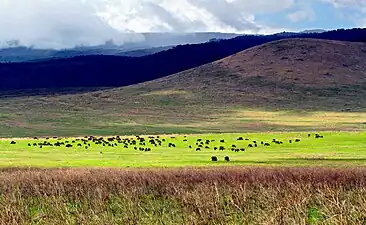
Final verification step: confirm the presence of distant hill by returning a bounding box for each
[0,32,240,62]
[0,28,365,91]
[130,38,365,110]
[0,38,365,137]
[0,46,173,63]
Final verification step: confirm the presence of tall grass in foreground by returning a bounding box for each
[1,167,366,224]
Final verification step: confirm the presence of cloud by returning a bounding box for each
[0,0,296,49]
[2,0,364,49]
[288,9,316,22]
[0,0,144,49]
[96,0,295,34]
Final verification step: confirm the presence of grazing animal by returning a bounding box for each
[224,156,230,162]
[66,144,73,148]
[211,156,218,162]
[248,144,253,148]
[220,139,225,143]
[196,148,201,151]
[10,141,16,145]
[214,147,218,151]
[219,146,225,151]
[308,134,311,137]
[28,143,31,147]
[289,140,292,143]
[237,137,243,140]
[295,139,301,142]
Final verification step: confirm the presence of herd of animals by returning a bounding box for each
[8,133,324,162]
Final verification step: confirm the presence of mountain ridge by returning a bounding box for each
[0,28,365,91]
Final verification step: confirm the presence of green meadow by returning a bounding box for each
[1,131,365,168]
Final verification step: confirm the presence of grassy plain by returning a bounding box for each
[2,167,366,224]
[0,131,365,168]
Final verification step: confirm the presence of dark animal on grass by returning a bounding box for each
[240,148,246,152]
[254,144,258,147]
[77,143,82,147]
[205,146,210,149]
[196,148,201,151]
[237,137,243,140]
[214,147,218,151]
[248,144,253,148]
[211,156,218,162]
[10,141,16,145]
[220,139,225,143]
[189,145,192,149]
[232,144,236,148]
[66,144,73,148]
[289,140,292,143]
[295,139,301,142]
[219,146,225,151]
[224,156,230,162]
[308,134,311,137]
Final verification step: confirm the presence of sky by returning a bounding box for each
[0,0,364,49]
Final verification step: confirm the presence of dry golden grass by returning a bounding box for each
[1,167,366,224]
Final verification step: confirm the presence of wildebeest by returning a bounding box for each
[211,156,218,162]
[10,141,16,145]
[224,156,230,162]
